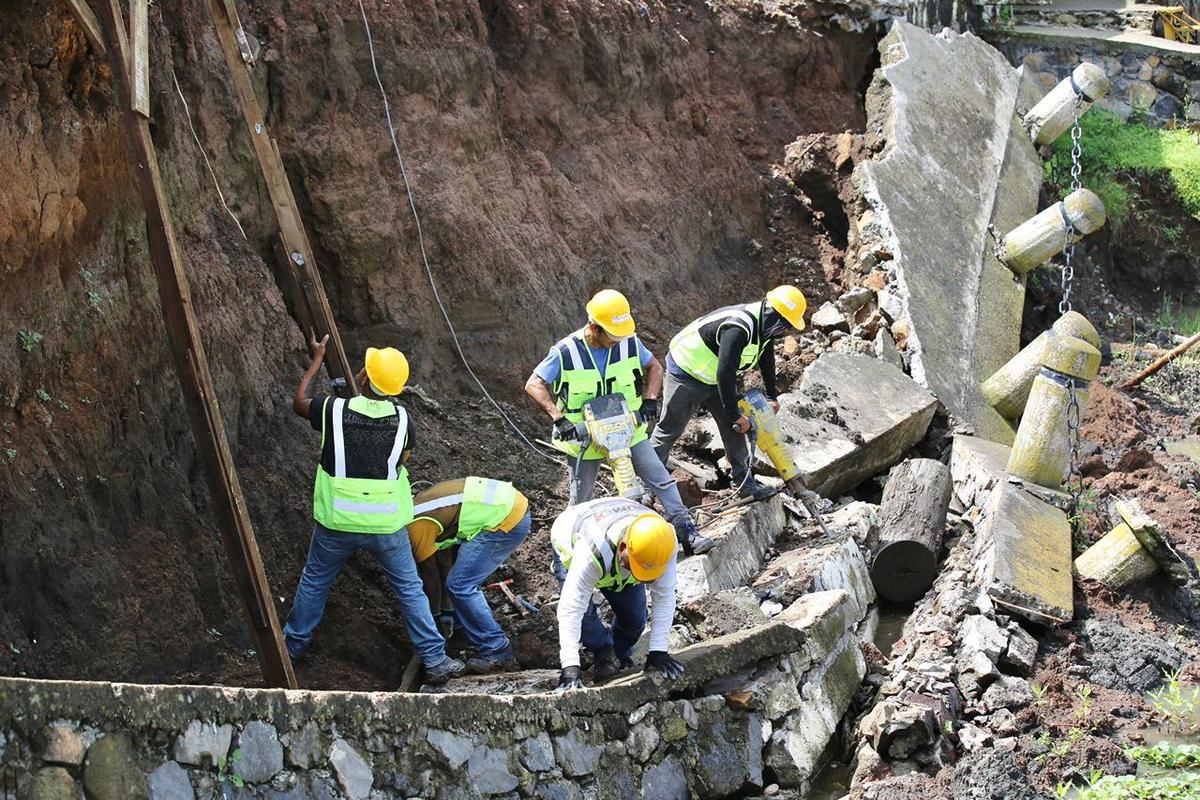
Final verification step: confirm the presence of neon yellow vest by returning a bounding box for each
[551,501,644,591]
[551,329,646,460]
[669,302,767,385]
[313,396,414,534]
[455,477,518,543]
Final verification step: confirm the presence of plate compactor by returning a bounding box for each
[737,389,831,536]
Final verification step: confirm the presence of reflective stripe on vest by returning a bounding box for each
[551,331,646,460]
[552,502,644,591]
[668,302,767,385]
[313,397,414,534]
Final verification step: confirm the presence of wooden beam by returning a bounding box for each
[204,0,358,395]
[95,0,297,689]
[59,0,107,57]
[129,0,149,117]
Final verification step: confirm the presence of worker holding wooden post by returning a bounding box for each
[287,334,465,684]
[406,477,533,674]
[551,498,684,689]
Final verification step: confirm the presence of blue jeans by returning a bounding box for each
[551,551,647,663]
[284,523,446,667]
[570,438,692,532]
[446,513,532,658]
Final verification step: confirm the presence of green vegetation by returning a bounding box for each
[1127,742,1200,770]
[1158,295,1200,336]
[17,330,43,352]
[216,748,245,788]
[35,389,50,403]
[1050,111,1200,228]
[1149,669,1200,734]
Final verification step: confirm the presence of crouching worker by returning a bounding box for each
[285,334,464,684]
[407,477,532,674]
[552,497,685,690]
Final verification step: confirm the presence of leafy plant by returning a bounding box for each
[1161,223,1184,243]
[3,448,15,462]
[1057,770,1200,798]
[18,330,43,353]
[1126,742,1200,770]
[1148,669,1200,734]
[36,389,50,403]
[216,747,245,788]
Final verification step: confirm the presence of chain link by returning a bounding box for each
[1060,92,1086,526]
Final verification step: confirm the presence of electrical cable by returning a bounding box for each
[356,0,562,465]
[171,67,248,240]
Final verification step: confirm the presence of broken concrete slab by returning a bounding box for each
[856,21,1042,445]
[677,497,785,605]
[976,483,1073,626]
[753,536,876,626]
[950,433,1071,512]
[1114,498,1198,586]
[757,353,937,498]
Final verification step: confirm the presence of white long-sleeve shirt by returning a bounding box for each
[552,499,678,669]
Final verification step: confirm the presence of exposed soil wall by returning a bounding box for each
[0,0,873,689]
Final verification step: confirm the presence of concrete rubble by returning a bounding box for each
[854,20,1045,445]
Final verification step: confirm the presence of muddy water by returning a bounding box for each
[873,605,912,657]
[1165,436,1200,466]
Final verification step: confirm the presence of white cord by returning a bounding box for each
[171,68,248,240]
[356,0,561,465]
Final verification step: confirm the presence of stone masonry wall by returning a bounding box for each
[0,591,863,800]
[993,34,1200,124]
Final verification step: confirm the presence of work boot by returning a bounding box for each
[424,656,466,685]
[676,518,715,556]
[739,480,777,502]
[465,650,518,675]
[592,651,633,682]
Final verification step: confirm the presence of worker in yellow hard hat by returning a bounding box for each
[286,334,464,684]
[524,289,714,556]
[651,285,808,501]
[549,498,683,689]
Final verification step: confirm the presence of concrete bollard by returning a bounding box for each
[1001,189,1107,275]
[981,311,1100,420]
[1025,62,1111,147]
[1006,335,1101,489]
[1074,522,1160,589]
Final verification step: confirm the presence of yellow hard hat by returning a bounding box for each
[625,513,676,582]
[585,289,636,339]
[766,285,808,332]
[364,347,409,397]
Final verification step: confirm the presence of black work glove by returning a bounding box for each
[556,666,584,692]
[435,611,455,639]
[639,398,660,425]
[553,417,579,441]
[644,651,685,681]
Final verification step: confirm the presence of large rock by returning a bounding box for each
[174,721,232,766]
[977,483,1073,625]
[236,720,282,784]
[676,496,786,604]
[329,739,372,800]
[147,761,194,800]
[42,723,85,766]
[856,22,1043,444]
[765,353,937,497]
[466,746,519,795]
[30,767,76,800]
[83,733,148,800]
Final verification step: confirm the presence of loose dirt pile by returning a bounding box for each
[0,0,873,689]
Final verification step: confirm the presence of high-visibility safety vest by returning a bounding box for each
[551,328,646,460]
[551,499,645,591]
[313,396,414,534]
[669,301,768,385]
[412,477,519,550]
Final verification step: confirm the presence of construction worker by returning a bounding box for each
[551,498,685,688]
[650,286,808,500]
[524,289,713,555]
[286,333,464,684]
[407,477,532,674]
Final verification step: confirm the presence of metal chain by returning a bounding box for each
[1061,93,1086,524]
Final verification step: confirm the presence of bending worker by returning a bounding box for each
[524,289,713,555]
[285,334,464,684]
[407,477,532,675]
[552,497,685,689]
[651,286,808,501]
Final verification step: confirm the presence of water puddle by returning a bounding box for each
[1165,436,1200,467]
[873,604,910,657]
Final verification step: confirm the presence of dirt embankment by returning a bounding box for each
[0,0,873,689]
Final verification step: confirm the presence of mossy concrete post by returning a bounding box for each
[1001,189,1106,275]
[1024,62,1110,147]
[981,311,1100,420]
[1006,336,1101,489]
[1074,522,1160,589]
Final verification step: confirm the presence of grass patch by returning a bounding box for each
[1158,295,1200,337]
[1050,110,1200,227]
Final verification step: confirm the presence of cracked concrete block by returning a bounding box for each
[980,484,1073,625]
[959,615,1008,662]
[1002,625,1038,675]
[676,496,785,604]
[857,21,1041,444]
[753,535,875,625]
[766,353,937,498]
